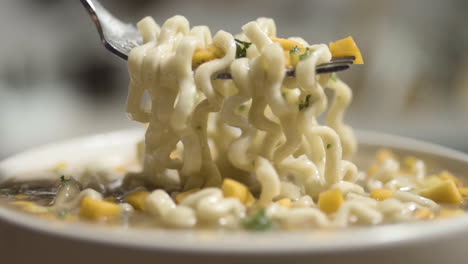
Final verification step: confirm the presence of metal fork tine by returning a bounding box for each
[81,0,359,72]
[319,57,355,66]
[215,62,351,80]
[321,59,354,66]
[331,56,356,62]
[316,64,350,74]
[214,58,355,80]
[287,64,350,76]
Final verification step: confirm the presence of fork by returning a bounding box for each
[80,0,354,78]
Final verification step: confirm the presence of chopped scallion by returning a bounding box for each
[299,48,314,61]
[298,94,312,111]
[289,45,300,54]
[235,39,252,58]
[243,209,272,231]
[331,73,339,82]
[57,210,68,219]
[60,175,70,184]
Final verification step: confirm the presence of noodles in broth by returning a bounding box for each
[0,16,465,231]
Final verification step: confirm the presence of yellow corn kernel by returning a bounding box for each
[403,156,418,170]
[439,209,464,218]
[414,208,435,220]
[271,37,304,51]
[376,149,394,163]
[11,201,49,214]
[419,180,463,204]
[439,171,462,187]
[14,194,29,200]
[276,198,292,208]
[104,196,119,203]
[175,188,201,204]
[222,178,248,202]
[329,36,364,64]
[79,197,122,220]
[318,189,344,214]
[367,165,379,176]
[11,201,30,206]
[459,187,468,196]
[370,189,394,201]
[421,175,444,188]
[245,191,256,207]
[284,50,292,68]
[222,178,255,205]
[53,161,68,171]
[124,190,150,211]
[192,45,225,68]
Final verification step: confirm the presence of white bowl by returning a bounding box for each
[1,129,468,264]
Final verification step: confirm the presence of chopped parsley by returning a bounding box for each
[243,209,272,231]
[235,39,252,58]
[331,73,339,82]
[196,125,203,130]
[6,186,20,196]
[289,46,315,67]
[298,94,312,111]
[57,210,68,219]
[289,46,301,66]
[299,48,314,61]
[327,144,332,149]
[289,45,300,54]
[60,175,70,184]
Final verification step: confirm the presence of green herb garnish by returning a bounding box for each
[289,45,300,54]
[60,175,70,184]
[243,209,272,231]
[7,186,20,196]
[235,39,252,58]
[196,125,203,130]
[298,94,312,111]
[299,48,314,61]
[57,210,68,219]
[331,73,339,82]
[326,144,332,149]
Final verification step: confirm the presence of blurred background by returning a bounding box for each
[1,0,468,159]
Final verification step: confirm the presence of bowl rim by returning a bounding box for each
[1,129,468,255]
